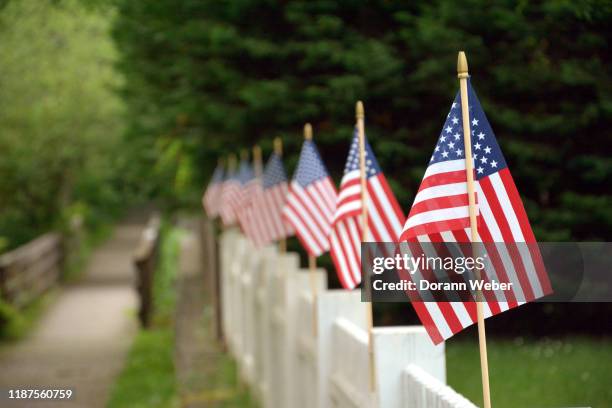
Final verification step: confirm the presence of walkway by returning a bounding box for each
[0,220,142,407]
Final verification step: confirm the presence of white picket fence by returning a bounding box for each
[220,229,477,408]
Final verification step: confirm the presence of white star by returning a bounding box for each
[477,167,484,174]
[456,149,463,156]
[480,157,488,164]
[453,133,461,140]
[440,135,447,142]
[477,132,485,140]
[451,116,459,125]
[491,160,498,168]
[474,142,481,150]
[484,146,491,154]
[435,145,440,152]
[472,118,479,126]
[442,151,449,158]
[452,102,457,109]
[445,125,453,134]
[448,142,455,149]
[474,154,478,160]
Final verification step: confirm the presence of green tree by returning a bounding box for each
[112,0,611,240]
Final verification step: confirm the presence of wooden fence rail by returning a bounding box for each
[133,214,161,327]
[0,233,63,308]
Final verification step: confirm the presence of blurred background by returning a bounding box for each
[0,0,611,407]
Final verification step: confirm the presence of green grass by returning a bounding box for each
[0,290,58,341]
[447,336,612,408]
[107,224,181,408]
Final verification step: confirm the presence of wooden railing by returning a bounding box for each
[133,215,161,327]
[0,233,63,308]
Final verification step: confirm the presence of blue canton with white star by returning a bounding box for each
[430,80,507,179]
[263,153,288,189]
[344,127,382,179]
[294,140,331,187]
[237,160,254,185]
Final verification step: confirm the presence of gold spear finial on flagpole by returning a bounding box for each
[304,123,313,140]
[356,101,377,394]
[274,137,283,156]
[457,50,492,408]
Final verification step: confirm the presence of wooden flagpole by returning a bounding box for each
[274,137,287,253]
[357,101,377,393]
[253,146,262,176]
[457,51,492,408]
[304,123,319,337]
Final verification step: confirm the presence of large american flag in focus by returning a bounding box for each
[283,139,337,257]
[251,153,293,246]
[400,80,552,344]
[202,164,224,218]
[330,129,405,289]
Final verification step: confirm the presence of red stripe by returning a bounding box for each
[409,194,470,217]
[411,302,444,345]
[418,170,467,192]
[499,169,552,295]
[477,221,519,308]
[401,218,471,240]
[480,176,536,301]
[289,190,327,250]
[377,175,405,221]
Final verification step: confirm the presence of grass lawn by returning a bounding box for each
[107,224,181,408]
[447,336,612,408]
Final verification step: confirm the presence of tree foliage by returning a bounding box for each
[112,0,611,241]
[0,0,134,250]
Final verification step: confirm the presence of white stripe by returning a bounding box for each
[310,180,336,219]
[423,302,454,340]
[417,234,474,329]
[423,159,466,179]
[333,200,361,221]
[284,207,322,254]
[293,184,330,237]
[413,182,468,205]
[404,206,470,230]
[489,173,543,298]
[338,218,361,286]
[285,194,327,249]
[330,230,354,289]
[369,177,403,236]
[476,184,526,301]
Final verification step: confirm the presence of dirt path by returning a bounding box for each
[0,221,142,407]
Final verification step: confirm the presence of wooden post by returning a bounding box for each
[357,101,377,393]
[274,137,287,253]
[304,123,319,337]
[457,51,492,408]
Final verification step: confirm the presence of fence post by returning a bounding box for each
[373,326,446,408]
[317,290,367,408]
[133,215,161,328]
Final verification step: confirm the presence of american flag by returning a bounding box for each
[282,139,337,256]
[400,80,552,344]
[235,159,255,237]
[251,153,293,246]
[330,128,405,289]
[202,164,224,217]
[219,165,241,227]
